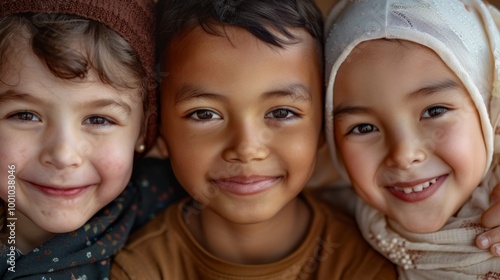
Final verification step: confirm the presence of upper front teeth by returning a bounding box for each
[395,178,437,194]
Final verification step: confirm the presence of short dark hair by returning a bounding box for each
[156,0,323,61]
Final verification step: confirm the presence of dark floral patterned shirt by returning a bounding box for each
[0,158,186,280]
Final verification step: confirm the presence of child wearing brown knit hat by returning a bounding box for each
[0,1,183,279]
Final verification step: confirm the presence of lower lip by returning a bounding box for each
[214,177,281,196]
[30,183,91,198]
[387,175,447,203]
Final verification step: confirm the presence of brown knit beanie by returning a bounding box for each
[0,0,158,153]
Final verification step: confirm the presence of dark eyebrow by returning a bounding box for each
[334,79,461,118]
[174,84,228,104]
[0,90,42,105]
[174,83,312,105]
[333,105,371,118]
[409,79,461,98]
[261,83,312,102]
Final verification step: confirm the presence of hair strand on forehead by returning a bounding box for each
[0,13,146,99]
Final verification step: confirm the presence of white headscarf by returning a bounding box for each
[324,0,500,278]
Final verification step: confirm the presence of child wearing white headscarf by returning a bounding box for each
[325,0,500,278]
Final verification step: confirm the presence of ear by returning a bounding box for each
[135,113,149,155]
[317,130,326,148]
[148,128,169,158]
[135,135,146,154]
[140,134,169,158]
[156,134,169,158]
[155,125,168,158]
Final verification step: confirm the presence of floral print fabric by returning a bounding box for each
[0,158,185,280]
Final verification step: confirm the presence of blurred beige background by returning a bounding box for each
[315,0,500,15]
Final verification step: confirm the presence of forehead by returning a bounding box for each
[161,25,321,99]
[335,39,463,96]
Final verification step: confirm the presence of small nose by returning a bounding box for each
[384,131,426,170]
[40,126,84,170]
[221,121,270,163]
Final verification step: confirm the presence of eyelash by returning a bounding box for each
[186,108,300,123]
[422,106,449,119]
[82,115,116,127]
[348,124,378,135]
[265,108,300,121]
[187,109,222,122]
[7,111,41,122]
[346,106,450,135]
[7,111,116,127]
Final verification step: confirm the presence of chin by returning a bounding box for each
[398,218,447,233]
[36,218,90,234]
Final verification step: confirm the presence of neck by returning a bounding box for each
[186,196,311,264]
[1,211,55,254]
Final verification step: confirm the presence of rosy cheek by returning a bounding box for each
[104,159,128,175]
[1,148,29,171]
[96,150,133,177]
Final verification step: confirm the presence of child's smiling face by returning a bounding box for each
[0,41,144,240]
[159,25,323,225]
[333,39,487,233]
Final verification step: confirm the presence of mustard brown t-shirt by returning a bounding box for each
[112,190,396,279]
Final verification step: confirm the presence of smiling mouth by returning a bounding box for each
[213,176,281,195]
[29,182,92,197]
[391,178,438,194]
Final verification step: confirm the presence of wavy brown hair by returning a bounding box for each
[0,13,147,98]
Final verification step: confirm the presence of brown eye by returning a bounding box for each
[351,124,377,134]
[189,110,222,121]
[83,116,114,126]
[272,109,290,118]
[423,106,448,119]
[9,112,40,122]
[266,108,297,120]
[197,111,214,119]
